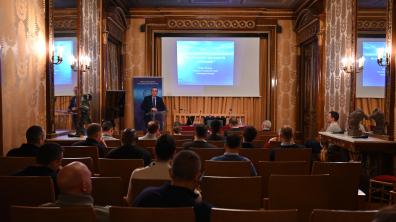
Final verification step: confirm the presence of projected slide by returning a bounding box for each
[54,40,74,85]
[177,40,235,86]
[362,41,386,87]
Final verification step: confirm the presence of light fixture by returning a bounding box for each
[341,56,365,73]
[52,46,63,65]
[69,55,91,72]
[377,47,390,66]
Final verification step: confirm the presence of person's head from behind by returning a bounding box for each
[57,162,92,196]
[26,125,45,146]
[173,126,181,135]
[86,123,102,141]
[195,124,207,139]
[121,128,137,146]
[147,121,159,135]
[229,117,238,127]
[226,134,241,152]
[170,150,201,189]
[327,111,339,123]
[210,120,222,134]
[243,126,257,143]
[280,126,293,143]
[151,87,158,97]
[155,134,176,162]
[373,205,396,222]
[37,143,63,172]
[101,121,114,136]
[262,120,272,131]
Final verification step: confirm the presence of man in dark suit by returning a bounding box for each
[72,123,107,158]
[7,125,45,157]
[68,86,78,131]
[183,124,217,149]
[141,87,166,130]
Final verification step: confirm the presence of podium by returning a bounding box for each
[146,111,167,130]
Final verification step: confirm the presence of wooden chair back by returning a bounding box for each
[173,135,194,140]
[211,208,298,222]
[0,176,55,222]
[110,207,195,222]
[201,176,262,209]
[105,140,121,147]
[62,146,99,172]
[204,160,252,177]
[98,158,144,194]
[10,206,96,222]
[251,140,266,148]
[91,177,124,206]
[312,161,361,209]
[268,175,332,222]
[239,148,270,166]
[62,157,94,173]
[136,140,156,148]
[257,161,310,197]
[0,157,36,175]
[273,148,311,161]
[208,140,225,148]
[310,209,377,222]
[189,148,224,170]
[129,178,170,204]
[175,139,192,147]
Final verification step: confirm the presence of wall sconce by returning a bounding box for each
[69,55,91,72]
[52,46,63,65]
[377,47,391,66]
[341,56,364,73]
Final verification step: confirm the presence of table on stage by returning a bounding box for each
[173,113,245,126]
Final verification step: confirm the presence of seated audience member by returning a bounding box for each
[7,125,45,157]
[73,123,107,158]
[183,124,216,149]
[42,162,109,222]
[133,150,212,222]
[126,134,176,203]
[173,126,182,135]
[14,143,63,195]
[207,119,225,141]
[210,134,257,176]
[261,120,272,131]
[101,121,116,140]
[373,205,396,222]
[242,126,257,148]
[269,126,304,160]
[224,117,241,137]
[326,111,342,133]
[139,121,160,140]
[106,128,151,166]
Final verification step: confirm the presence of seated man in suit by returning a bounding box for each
[14,143,63,195]
[141,87,166,130]
[139,121,160,140]
[133,150,212,222]
[210,134,257,176]
[73,123,107,158]
[42,162,109,222]
[207,119,224,141]
[241,126,257,148]
[106,128,151,166]
[126,134,176,203]
[183,124,216,149]
[224,117,241,137]
[7,125,45,157]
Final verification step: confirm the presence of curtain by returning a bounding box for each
[355,98,385,128]
[106,41,120,90]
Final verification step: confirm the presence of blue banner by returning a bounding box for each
[133,77,163,130]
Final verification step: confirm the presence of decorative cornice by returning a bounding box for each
[167,18,256,30]
[357,19,387,31]
[53,19,77,31]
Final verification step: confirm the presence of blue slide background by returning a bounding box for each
[362,41,386,87]
[177,41,235,86]
[54,40,74,85]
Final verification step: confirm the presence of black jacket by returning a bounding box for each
[106,144,152,166]
[141,96,166,114]
[7,144,40,157]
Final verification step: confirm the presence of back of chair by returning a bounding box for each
[136,140,156,148]
[10,206,96,222]
[251,140,266,148]
[204,160,252,177]
[257,161,310,197]
[91,177,124,206]
[208,140,225,148]
[201,176,262,209]
[129,178,170,204]
[98,158,144,194]
[62,157,94,173]
[0,157,36,175]
[190,148,224,170]
[312,161,361,209]
[268,175,332,222]
[176,139,192,147]
[211,208,299,222]
[110,207,195,222]
[62,146,99,172]
[273,148,311,161]
[239,148,270,166]
[310,209,377,222]
[105,140,121,147]
[0,176,55,222]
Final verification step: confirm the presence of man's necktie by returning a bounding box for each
[152,97,156,108]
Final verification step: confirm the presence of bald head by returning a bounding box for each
[57,162,92,196]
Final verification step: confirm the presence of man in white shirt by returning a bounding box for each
[138,121,160,140]
[326,111,342,133]
[126,134,176,203]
